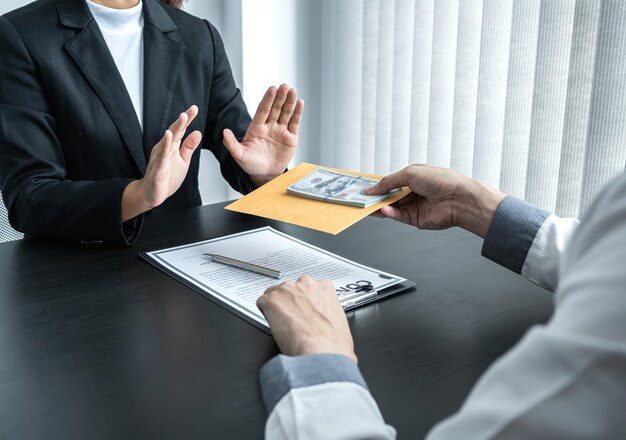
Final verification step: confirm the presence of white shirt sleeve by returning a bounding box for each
[479,196,580,291]
[266,383,395,440]
[520,214,579,291]
[260,354,396,439]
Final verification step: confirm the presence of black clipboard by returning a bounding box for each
[140,228,416,335]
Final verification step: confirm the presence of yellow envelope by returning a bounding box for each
[225,163,411,234]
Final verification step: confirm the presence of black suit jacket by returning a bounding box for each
[0,0,253,245]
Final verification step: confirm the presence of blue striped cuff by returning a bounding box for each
[259,353,367,414]
[481,196,550,274]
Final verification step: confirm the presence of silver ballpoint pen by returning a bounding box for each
[338,285,379,310]
[203,253,283,279]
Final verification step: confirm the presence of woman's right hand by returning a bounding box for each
[121,106,202,221]
[365,164,505,238]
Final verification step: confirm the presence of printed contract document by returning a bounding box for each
[141,227,413,330]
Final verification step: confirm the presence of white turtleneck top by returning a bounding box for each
[86,0,144,130]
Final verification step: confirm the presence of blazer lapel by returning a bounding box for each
[59,0,147,174]
[142,0,185,158]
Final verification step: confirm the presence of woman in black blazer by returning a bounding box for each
[0,0,303,245]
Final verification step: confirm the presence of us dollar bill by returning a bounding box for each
[287,168,398,208]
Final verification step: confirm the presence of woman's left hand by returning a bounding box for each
[222,83,304,187]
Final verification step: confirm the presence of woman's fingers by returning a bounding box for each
[267,83,289,123]
[180,130,203,163]
[168,112,187,140]
[184,104,198,126]
[251,86,277,127]
[157,130,173,157]
[150,106,202,170]
[288,99,305,135]
[152,129,174,171]
[222,128,244,161]
[249,85,302,130]
[168,105,199,144]
[277,88,297,125]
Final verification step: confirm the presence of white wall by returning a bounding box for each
[187,0,322,202]
[241,0,322,166]
[0,0,32,14]
[195,0,322,201]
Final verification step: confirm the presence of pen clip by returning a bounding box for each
[339,285,378,310]
[340,290,378,310]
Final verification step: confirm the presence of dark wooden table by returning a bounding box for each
[0,202,554,439]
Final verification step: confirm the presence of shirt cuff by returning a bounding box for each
[481,196,550,274]
[259,353,367,414]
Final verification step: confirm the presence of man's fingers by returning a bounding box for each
[365,167,416,195]
[267,83,289,123]
[369,209,386,219]
[320,279,340,303]
[288,99,305,135]
[251,86,277,126]
[297,274,313,283]
[256,293,268,312]
[277,88,297,125]
[257,281,291,314]
[379,205,412,225]
[223,128,244,161]
[179,130,202,163]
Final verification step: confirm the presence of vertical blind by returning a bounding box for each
[320,0,626,217]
